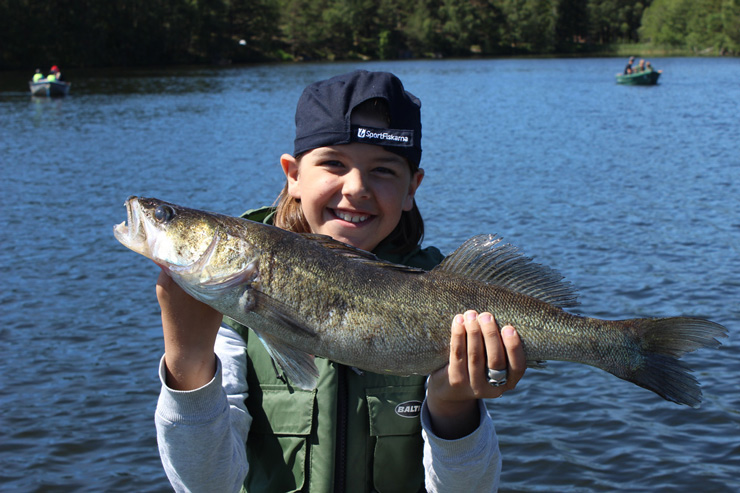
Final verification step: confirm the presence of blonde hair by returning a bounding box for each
[273,183,311,234]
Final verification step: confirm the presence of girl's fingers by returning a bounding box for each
[500,325,526,388]
[447,313,469,386]
[478,312,506,371]
[447,311,525,396]
[463,310,486,389]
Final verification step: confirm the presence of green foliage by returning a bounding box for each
[586,0,647,44]
[723,0,740,53]
[498,0,558,53]
[640,0,740,54]
[640,0,691,46]
[556,0,589,48]
[1,0,735,69]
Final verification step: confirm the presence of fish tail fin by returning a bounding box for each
[624,317,727,407]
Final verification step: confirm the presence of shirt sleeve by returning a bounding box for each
[421,399,501,492]
[155,325,252,493]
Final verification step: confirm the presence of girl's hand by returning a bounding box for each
[426,310,525,439]
[156,270,223,390]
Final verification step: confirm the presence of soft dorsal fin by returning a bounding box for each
[300,233,426,274]
[433,234,579,308]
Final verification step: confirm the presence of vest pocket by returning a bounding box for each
[246,386,315,493]
[366,386,426,493]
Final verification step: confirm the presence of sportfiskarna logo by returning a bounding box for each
[355,126,412,146]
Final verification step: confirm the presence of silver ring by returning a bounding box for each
[487,368,508,387]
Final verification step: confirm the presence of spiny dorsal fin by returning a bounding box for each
[433,234,579,308]
[300,233,426,274]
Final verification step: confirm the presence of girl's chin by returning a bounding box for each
[326,230,376,251]
[318,216,384,249]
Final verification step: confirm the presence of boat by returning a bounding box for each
[29,80,71,97]
[616,70,661,86]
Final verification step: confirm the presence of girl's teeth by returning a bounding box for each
[336,211,369,223]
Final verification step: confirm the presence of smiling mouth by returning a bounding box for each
[333,209,372,224]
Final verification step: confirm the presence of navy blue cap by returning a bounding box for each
[293,70,422,168]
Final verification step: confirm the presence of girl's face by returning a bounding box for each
[281,144,424,252]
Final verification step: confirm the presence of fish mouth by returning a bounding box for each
[113,196,150,256]
[113,196,222,274]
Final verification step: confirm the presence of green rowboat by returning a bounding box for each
[616,70,661,86]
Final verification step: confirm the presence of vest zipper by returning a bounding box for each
[334,364,348,492]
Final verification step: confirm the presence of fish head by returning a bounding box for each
[114,196,256,290]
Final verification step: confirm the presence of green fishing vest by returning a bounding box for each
[228,207,444,493]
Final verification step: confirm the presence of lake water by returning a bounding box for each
[1,58,739,492]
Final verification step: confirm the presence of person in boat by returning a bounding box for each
[154,69,527,492]
[637,59,646,73]
[646,61,654,72]
[50,65,65,81]
[624,56,635,75]
[32,69,44,82]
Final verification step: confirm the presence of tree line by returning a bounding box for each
[2,0,738,70]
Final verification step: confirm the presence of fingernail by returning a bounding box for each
[502,326,516,337]
[478,313,492,323]
[454,314,464,325]
[466,310,477,320]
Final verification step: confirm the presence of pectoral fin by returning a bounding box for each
[254,330,319,390]
[244,291,319,390]
[251,290,317,338]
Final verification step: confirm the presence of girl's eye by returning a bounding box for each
[322,160,345,169]
[374,166,397,175]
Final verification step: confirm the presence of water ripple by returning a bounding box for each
[2,58,739,492]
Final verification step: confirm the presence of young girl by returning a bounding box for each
[155,70,526,492]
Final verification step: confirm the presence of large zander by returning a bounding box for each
[114,196,727,407]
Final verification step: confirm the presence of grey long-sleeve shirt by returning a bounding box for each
[155,324,502,492]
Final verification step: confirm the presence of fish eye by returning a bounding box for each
[154,205,175,223]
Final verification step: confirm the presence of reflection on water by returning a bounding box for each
[1,58,739,492]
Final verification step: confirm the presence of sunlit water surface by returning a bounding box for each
[1,57,738,492]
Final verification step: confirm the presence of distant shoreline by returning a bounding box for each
[1,45,734,73]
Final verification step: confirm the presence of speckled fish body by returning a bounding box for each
[114,197,727,406]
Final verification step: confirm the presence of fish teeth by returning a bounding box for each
[335,210,370,223]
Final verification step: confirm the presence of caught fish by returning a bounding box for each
[114,197,727,407]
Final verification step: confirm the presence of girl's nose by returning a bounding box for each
[343,169,371,198]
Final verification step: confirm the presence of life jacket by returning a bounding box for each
[227,207,444,492]
[46,73,57,82]
[33,73,43,82]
